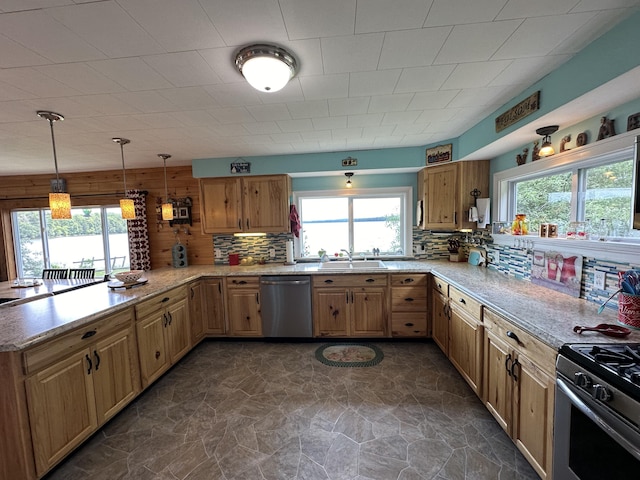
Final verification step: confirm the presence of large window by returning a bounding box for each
[294,187,412,258]
[12,206,130,278]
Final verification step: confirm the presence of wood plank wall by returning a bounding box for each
[0,166,214,280]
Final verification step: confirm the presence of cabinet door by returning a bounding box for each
[512,351,555,479]
[242,175,290,232]
[431,290,449,355]
[199,177,242,233]
[203,278,226,334]
[136,311,169,387]
[167,298,191,363]
[313,288,349,337]
[227,289,262,336]
[93,326,139,424]
[351,287,388,336]
[26,348,98,476]
[449,305,483,395]
[483,329,512,432]
[424,163,457,229]
[188,282,205,344]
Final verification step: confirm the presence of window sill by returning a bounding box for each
[491,234,639,263]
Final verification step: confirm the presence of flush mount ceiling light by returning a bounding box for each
[536,125,559,157]
[345,172,354,188]
[158,154,174,221]
[113,137,135,220]
[38,110,71,219]
[235,44,297,93]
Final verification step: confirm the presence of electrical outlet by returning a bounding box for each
[214,248,222,259]
[594,271,606,290]
[269,248,276,258]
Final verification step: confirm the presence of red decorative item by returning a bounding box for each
[618,292,640,329]
[559,256,578,283]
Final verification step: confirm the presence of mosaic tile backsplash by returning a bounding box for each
[212,229,638,310]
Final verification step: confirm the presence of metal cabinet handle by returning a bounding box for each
[94,350,100,371]
[404,278,414,283]
[191,288,195,299]
[437,283,442,289]
[236,280,247,285]
[246,218,250,230]
[81,330,96,339]
[256,292,260,304]
[405,322,414,327]
[168,311,173,325]
[324,279,334,284]
[85,354,93,375]
[155,351,161,359]
[404,297,414,302]
[511,358,520,381]
[506,330,520,344]
[458,298,466,304]
[161,297,170,303]
[163,313,168,327]
[505,353,512,377]
[365,278,375,283]
[238,219,242,230]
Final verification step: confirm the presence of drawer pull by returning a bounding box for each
[81,330,96,339]
[404,322,414,327]
[365,278,375,283]
[458,298,466,304]
[167,311,173,325]
[324,279,334,284]
[163,313,169,327]
[511,358,520,381]
[85,354,93,375]
[235,280,247,285]
[404,298,414,302]
[404,278,414,283]
[155,351,161,359]
[506,330,521,344]
[161,296,170,303]
[94,350,101,371]
[437,283,442,289]
[505,353,512,377]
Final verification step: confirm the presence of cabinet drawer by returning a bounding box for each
[135,286,187,319]
[392,313,427,337]
[484,309,556,375]
[448,285,482,319]
[390,274,427,287]
[23,308,134,375]
[391,287,427,311]
[313,274,388,288]
[227,276,260,288]
[432,275,449,296]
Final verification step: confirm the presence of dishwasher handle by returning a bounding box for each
[260,279,310,286]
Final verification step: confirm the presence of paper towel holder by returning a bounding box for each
[470,188,481,200]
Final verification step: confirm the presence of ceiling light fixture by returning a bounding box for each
[38,110,71,219]
[158,154,174,221]
[235,44,297,93]
[113,137,135,220]
[536,125,559,157]
[345,172,354,188]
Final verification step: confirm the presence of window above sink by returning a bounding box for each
[319,260,387,270]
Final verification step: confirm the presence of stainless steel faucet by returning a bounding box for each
[340,249,353,263]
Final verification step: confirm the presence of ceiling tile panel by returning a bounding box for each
[258,80,305,104]
[394,65,456,93]
[276,118,314,132]
[87,58,173,91]
[355,0,432,33]
[246,104,292,122]
[242,122,282,135]
[368,94,414,113]
[378,27,451,69]
[434,20,522,64]
[34,63,125,94]
[47,2,165,57]
[280,0,356,39]
[157,87,220,110]
[286,100,329,119]
[442,60,512,89]
[111,91,181,113]
[72,94,142,116]
[328,97,371,116]
[142,52,222,87]
[381,110,422,125]
[321,34,385,74]
[407,90,460,110]
[198,46,245,83]
[117,0,225,51]
[0,81,35,101]
[497,0,583,19]
[0,34,51,68]
[349,70,402,97]
[347,114,384,128]
[489,55,569,86]
[299,74,350,100]
[425,0,508,26]
[0,67,81,97]
[202,83,262,107]
[207,107,255,124]
[312,116,347,130]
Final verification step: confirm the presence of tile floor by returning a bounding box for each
[45,341,540,480]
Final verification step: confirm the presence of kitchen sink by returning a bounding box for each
[319,260,387,270]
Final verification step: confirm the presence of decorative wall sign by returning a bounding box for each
[495,91,540,133]
[426,143,452,165]
[531,250,583,298]
[627,112,640,131]
[230,162,250,174]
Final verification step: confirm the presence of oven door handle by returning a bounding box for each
[557,377,640,461]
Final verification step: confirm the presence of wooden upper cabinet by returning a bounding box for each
[199,175,291,234]
[419,160,489,231]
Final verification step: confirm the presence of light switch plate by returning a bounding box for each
[594,271,606,290]
[214,248,222,259]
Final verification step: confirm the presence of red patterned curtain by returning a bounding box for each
[127,190,151,271]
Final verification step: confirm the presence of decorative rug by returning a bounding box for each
[314,343,384,367]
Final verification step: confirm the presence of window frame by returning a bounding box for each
[292,186,413,259]
[492,131,639,262]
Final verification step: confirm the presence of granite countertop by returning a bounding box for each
[0,261,637,352]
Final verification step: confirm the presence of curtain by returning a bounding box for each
[127,190,151,271]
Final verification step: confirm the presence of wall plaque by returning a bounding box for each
[230,162,250,174]
[426,143,452,165]
[495,91,540,133]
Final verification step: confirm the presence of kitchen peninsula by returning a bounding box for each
[1,261,637,479]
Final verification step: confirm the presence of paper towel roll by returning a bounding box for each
[285,240,295,264]
[468,206,479,222]
[477,198,490,228]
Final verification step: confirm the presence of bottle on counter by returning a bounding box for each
[511,213,528,235]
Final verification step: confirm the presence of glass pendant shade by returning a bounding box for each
[120,198,135,219]
[49,192,72,219]
[536,126,559,158]
[235,45,297,93]
[161,202,174,221]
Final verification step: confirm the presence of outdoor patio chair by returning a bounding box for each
[42,268,69,279]
[69,268,95,279]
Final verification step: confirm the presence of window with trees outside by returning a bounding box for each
[293,187,412,258]
[497,134,639,243]
[12,206,130,279]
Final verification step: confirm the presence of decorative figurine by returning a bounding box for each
[576,132,587,147]
[627,112,640,131]
[560,135,571,152]
[516,147,529,166]
[597,116,616,140]
[532,140,540,161]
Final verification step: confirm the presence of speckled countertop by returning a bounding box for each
[0,260,638,352]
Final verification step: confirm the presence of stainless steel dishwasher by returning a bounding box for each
[260,276,312,337]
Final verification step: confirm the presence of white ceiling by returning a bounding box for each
[1,0,639,175]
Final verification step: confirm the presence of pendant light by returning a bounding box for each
[38,111,71,219]
[113,137,135,219]
[536,125,559,157]
[235,44,298,93]
[158,154,173,220]
[345,172,354,188]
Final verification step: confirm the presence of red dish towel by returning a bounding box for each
[290,204,301,237]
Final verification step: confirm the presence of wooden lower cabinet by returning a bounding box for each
[448,303,483,396]
[313,274,388,337]
[188,281,205,344]
[202,277,226,335]
[136,287,190,388]
[226,277,262,336]
[390,274,428,337]
[24,313,139,477]
[484,308,556,480]
[431,288,449,354]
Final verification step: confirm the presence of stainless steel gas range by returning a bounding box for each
[554,343,640,479]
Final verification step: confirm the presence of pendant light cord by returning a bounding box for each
[120,142,128,194]
[47,117,61,188]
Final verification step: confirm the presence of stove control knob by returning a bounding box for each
[592,384,612,402]
[574,372,592,388]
